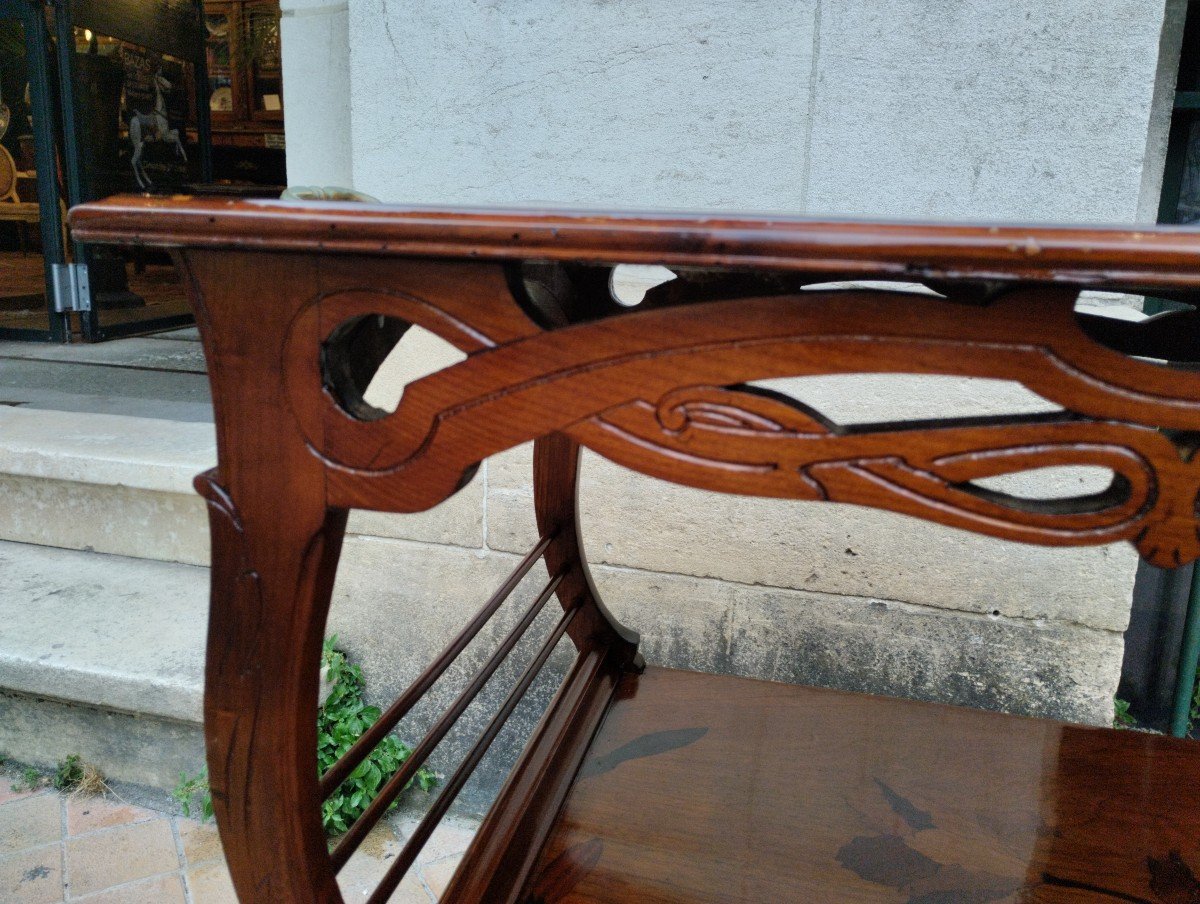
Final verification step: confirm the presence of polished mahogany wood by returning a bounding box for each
[443,646,625,904]
[66,195,1200,903]
[67,193,1200,291]
[525,667,1200,904]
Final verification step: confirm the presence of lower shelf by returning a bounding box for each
[522,666,1200,903]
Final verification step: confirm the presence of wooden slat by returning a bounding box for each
[320,534,554,797]
[69,194,1200,292]
[440,645,624,904]
[365,605,581,904]
[328,571,563,872]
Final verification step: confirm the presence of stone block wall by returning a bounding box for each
[274,1,1192,734]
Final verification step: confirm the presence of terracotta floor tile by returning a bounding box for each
[66,796,159,837]
[337,824,402,901]
[421,854,461,898]
[185,860,238,904]
[65,819,179,897]
[384,873,434,904]
[73,872,186,903]
[0,780,46,807]
[394,816,476,866]
[0,842,64,903]
[177,818,223,866]
[0,794,61,856]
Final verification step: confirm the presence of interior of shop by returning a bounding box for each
[0,0,284,341]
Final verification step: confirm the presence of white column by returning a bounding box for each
[279,0,353,188]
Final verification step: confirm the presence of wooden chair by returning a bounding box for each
[0,144,43,253]
[70,195,1200,903]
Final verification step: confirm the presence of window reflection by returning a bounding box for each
[1176,121,1200,225]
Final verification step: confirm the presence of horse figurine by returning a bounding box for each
[129,69,187,190]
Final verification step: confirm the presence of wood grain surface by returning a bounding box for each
[524,667,1200,904]
[65,195,1200,903]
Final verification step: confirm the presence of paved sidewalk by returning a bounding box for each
[0,771,474,903]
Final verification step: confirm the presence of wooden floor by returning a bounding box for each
[524,666,1200,904]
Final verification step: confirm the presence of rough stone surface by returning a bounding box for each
[0,404,482,562]
[64,819,179,897]
[281,0,353,187]
[0,796,60,856]
[590,562,1122,725]
[177,820,222,867]
[0,407,212,495]
[0,542,206,720]
[0,693,204,792]
[183,861,238,904]
[0,539,208,792]
[346,1,1173,222]
[0,339,207,374]
[77,874,186,903]
[0,476,210,567]
[66,798,159,838]
[0,842,63,903]
[347,481,483,551]
[348,0,815,208]
[0,357,212,422]
[487,440,1139,633]
[805,1,1171,221]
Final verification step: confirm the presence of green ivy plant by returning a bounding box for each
[172,637,436,836]
[52,754,84,791]
[318,636,437,836]
[10,766,40,793]
[172,767,214,821]
[1113,697,1136,729]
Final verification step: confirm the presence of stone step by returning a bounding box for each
[0,540,207,791]
[0,537,507,815]
[0,406,215,567]
[0,404,485,566]
[0,334,213,423]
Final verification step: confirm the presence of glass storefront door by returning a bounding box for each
[58,0,211,341]
[0,0,69,341]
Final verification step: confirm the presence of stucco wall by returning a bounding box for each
[280,1,1186,740]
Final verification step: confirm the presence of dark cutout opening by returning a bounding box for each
[957,472,1131,517]
[1075,302,1200,366]
[509,260,933,328]
[321,313,409,421]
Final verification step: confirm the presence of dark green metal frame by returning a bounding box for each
[1148,1,1200,735]
[0,0,70,342]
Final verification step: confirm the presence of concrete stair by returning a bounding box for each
[0,396,495,797]
[0,540,207,789]
[0,328,217,789]
[0,402,213,789]
[0,406,214,569]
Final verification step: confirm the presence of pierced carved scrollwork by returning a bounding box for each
[288,282,1200,567]
[573,386,1200,568]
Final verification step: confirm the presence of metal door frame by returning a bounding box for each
[0,0,70,342]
